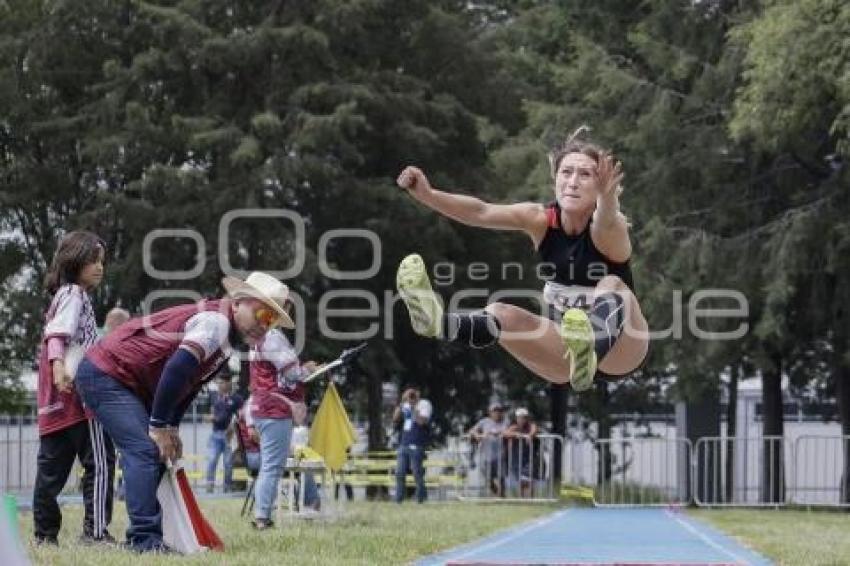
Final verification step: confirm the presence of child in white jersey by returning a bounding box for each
[34,230,115,545]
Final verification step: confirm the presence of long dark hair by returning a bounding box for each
[44,231,106,295]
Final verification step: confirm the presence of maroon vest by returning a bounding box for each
[37,341,88,436]
[86,299,234,410]
[37,286,92,436]
[249,358,305,419]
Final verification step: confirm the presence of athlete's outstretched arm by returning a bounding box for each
[590,153,632,263]
[397,166,546,240]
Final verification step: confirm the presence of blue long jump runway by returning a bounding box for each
[417,507,772,566]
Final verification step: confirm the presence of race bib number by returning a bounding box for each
[543,282,594,313]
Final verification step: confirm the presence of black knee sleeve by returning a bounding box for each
[444,311,501,349]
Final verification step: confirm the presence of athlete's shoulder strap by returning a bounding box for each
[545,201,560,229]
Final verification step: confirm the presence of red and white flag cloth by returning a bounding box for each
[157,463,224,554]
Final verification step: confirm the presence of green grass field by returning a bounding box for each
[689,508,850,566]
[19,499,556,565]
[16,499,850,565]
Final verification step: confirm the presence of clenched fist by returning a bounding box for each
[396,166,432,197]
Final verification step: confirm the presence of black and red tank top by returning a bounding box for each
[536,202,635,292]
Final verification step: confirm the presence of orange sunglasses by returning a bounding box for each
[253,306,281,328]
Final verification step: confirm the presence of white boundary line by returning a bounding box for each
[439,509,570,563]
[665,509,754,565]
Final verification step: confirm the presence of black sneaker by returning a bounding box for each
[34,535,59,546]
[79,531,117,545]
[251,518,275,531]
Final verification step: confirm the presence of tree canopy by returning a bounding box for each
[2,0,848,442]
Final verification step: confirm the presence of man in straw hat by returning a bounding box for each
[74,272,293,553]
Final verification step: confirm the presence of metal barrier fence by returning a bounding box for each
[456,433,561,502]
[693,436,791,507]
[1,414,41,495]
[5,415,850,509]
[793,435,850,507]
[590,438,692,507]
[566,435,850,508]
[1,406,208,495]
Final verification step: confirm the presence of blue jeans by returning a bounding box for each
[75,358,164,551]
[205,430,232,487]
[254,417,292,520]
[395,445,426,503]
[299,472,320,508]
[246,451,261,474]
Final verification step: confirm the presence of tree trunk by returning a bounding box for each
[685,382,721,504]
[761,355,784,504]
[548,383,568,483]
[830,278,849,504]
[366,367,385,452]
[364,364,388,500]
[835,357,850,504]
[594,381,613,485]
[725,364,739,503]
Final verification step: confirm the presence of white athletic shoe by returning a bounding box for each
[396,253,444,338]
[562,308,598,392]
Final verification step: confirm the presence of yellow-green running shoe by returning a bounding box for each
[396,254,444,338]
[562,308,597,392]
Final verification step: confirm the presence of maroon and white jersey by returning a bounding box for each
[86,299,234,411]
[249,329,306,419]
[37,284,99,436]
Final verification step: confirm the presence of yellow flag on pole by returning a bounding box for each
[308,383,357,472]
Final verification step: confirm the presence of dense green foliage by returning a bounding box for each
[2,1,848,449]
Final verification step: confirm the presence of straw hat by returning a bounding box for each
[221,272,294,328]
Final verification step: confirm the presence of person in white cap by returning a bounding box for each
[503,408,540,497]
[75,271,292,553]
